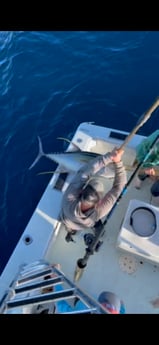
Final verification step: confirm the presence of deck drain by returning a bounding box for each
[119,255,138,274]
[23,235,33,245]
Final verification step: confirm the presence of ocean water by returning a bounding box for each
[0,30,159,274]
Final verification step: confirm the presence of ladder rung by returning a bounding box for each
[61,308,97,314]
[20,261,48,271]
[15,277,62,293]
[18,268,52,284]
[7,288,75,309]
[20,263,49,275]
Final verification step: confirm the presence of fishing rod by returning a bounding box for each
[74,96,159,282]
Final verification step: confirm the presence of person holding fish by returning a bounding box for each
[60,147,127,242]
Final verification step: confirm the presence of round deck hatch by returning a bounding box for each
[130,207,157,238]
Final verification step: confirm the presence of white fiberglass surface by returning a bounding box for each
[45,171,159,314]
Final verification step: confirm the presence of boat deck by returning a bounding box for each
[45,133,159,314]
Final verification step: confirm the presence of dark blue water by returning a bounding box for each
[0,31,159,274]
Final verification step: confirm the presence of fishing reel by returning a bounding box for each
[83,233,103,252]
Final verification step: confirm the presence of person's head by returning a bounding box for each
[80,184,100,207]
[80,178,105,210]
[98,291,125,314]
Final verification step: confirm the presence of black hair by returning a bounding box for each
[81,184,100,204]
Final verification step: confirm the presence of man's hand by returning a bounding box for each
[144,167,156,176]
[110,147,124,163]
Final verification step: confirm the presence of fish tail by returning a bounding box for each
[29,136,45,170]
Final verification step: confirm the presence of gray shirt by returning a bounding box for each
[60,152,127,231]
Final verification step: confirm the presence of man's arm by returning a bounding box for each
[95,149,126,219]
[79,148,124,182]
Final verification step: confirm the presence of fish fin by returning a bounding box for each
[57,137,82,151]
[29,136,45,170]
[37,169,70,176]
[74,151,98,163]
[57,137,71,144]
[37,172,53,176]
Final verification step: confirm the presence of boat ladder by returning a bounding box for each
[0,260,108,314]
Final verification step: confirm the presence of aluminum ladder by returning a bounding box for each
[0,260,108,314]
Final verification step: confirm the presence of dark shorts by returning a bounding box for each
[151,180,159,197]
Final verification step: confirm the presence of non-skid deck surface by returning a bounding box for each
[45,172,159,314]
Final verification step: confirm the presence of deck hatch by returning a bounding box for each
[109,131,127,141]
[130,207,157,238]
[117,199,159,265]
[54,172,69,191]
